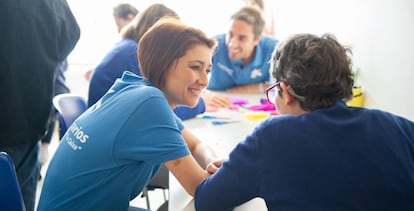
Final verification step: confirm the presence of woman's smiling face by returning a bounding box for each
[164,44,213,108]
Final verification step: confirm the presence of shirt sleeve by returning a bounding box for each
[195,130,262,210]
[173,98,206,120]
[115,94,190,164]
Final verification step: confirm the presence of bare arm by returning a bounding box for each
[164,128,221,196]
[164,155,209,196]
[182,128,218,169]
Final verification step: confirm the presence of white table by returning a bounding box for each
[169,93,270,211]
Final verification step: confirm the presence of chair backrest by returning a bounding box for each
[0,152,26,211]
[53,93,87,135]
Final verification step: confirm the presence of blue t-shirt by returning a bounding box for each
[195,101,414,210]
[38,71,190,211]
[87,38,205,120]
[207,34,278,90]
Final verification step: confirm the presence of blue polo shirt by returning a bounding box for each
[207,34,278,90]
[38,71,190,211]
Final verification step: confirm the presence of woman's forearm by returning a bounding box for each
[191,142,218,169]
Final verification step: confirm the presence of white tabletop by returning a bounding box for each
[169,93,271,211]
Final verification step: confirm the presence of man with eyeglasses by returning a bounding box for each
[195,33,414,210]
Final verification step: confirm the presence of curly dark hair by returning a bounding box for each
[271,33,354,111]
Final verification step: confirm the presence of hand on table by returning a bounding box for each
[201,91,232,108]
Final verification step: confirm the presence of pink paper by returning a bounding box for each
[229,96,249,105]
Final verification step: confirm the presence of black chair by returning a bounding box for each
[143,165,169,210]
[0,151,26,211]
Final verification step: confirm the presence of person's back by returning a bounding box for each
[0,0,80,210]
[39,72,175,210]
[195,33,414,210]
[244,103,414,209]
[1,0,79,146]
[87,38,139,106]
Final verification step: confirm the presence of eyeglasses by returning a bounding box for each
[266,81,307,104]
[265,81,281,104]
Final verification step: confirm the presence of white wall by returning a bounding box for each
[67,0,238,66]
[67,0,414,121]
[271,0,414,120]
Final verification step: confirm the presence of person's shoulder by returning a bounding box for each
[345,105,414,135]
[114,38,138,49]
[124,76,164,99]
[366,107,414,126]
[257,35,278,55]
[214,33,226,39]
[114,77,164,105]
[140,85,163,97]
[214,34,226,43]
[258,114,298,130]
[212,34,228,58]
[247,114,294,139]
[100,39,137,62]
[260,35,279,46]
[123,38,138,45]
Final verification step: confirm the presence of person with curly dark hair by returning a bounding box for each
[195,33,414,211]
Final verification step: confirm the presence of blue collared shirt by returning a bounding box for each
[207,34,278,90]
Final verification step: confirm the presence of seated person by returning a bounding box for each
[206,6,278,94]
[87,3,229,119]
[84,3,139,81]
[38,18,222,211]
[195,33,414,210]
[113,3,139,33]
